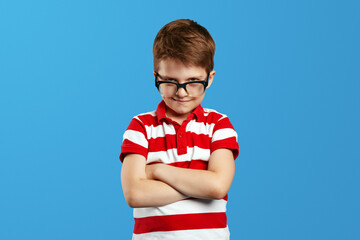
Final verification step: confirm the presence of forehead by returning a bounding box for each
[158,59,207,78]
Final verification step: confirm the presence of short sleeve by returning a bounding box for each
[210,117,239,160]
[119,118,149,162]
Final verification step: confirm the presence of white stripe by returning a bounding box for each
[203,108,228,120]
[218,115,227,121]
[134,198,227,218]
[203,108,220,115]
[186,120,215,137]
[136,110,156,118]
[147,146,210,164]
[144,123,175,140]
[212,128,238,143]
[123,130,148,148]
[133,226,230,240]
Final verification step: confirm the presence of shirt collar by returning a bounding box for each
[192,103,205,122]
[156,101,167,122]
[156,100,205,123]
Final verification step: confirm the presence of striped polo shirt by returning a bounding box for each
[120,101,239,240]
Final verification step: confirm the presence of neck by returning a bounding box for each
[165,108,190,125]
[166,113,188,125]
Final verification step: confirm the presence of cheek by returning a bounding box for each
[195,95,205,104]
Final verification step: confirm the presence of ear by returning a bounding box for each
[206,70,216,89]
[153,71,157,78]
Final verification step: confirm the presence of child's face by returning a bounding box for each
[155,59,215,122]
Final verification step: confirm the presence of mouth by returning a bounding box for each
[172,98,191,104]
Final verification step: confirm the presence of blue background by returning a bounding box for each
[1,0,359,239]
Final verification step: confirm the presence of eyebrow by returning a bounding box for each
[159,74,205,81]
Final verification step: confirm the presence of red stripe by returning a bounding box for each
[211,137,239,159]
[136,111,227,129]
[134,212,227,234]
[204,112,223,125]
[170,160,208,169]
[137,114,160,127]
[148,134,211,152]
[212,117,235,132]
[148,160,208,170]
[127,119,147,133]
[149,135,176,152]
[120,140,148,162]
[187,133,211,149]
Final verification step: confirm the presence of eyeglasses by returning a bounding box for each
[155,72,209,97]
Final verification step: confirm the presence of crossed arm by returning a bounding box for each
[121,148,235,208]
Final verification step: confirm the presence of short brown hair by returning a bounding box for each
[153,19,215,73]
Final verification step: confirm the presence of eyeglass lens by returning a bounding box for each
[159,82,205,97]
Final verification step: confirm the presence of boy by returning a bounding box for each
[120,19,239,240]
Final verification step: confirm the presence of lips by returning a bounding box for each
[172,98,191,104]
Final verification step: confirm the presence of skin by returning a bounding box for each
[121,59,235,208]
[155,59,215,125]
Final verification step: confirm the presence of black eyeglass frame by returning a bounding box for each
[154,71,210,94]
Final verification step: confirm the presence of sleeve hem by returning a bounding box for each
[211,142,239,160]
[119,147,148,162]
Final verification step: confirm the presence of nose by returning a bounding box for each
[176,86,188,97]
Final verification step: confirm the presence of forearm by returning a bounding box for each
[150,165,226,199]
[121,154,187,208]
[123,178,187,208]
[147,149,235,200]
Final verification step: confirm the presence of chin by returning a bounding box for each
[165,102,192,115]
[170,105,191,114]
[163,96,203,117]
